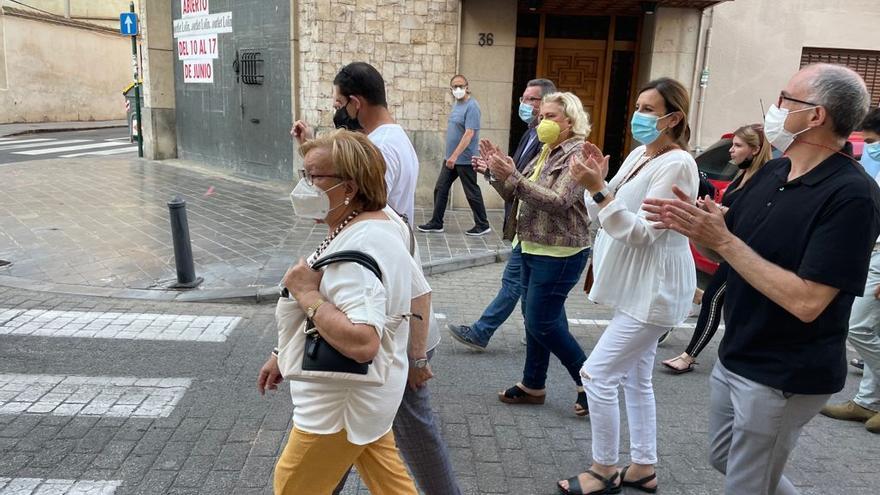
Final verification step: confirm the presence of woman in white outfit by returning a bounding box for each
[558,78,698,495]
[257,130,418,495]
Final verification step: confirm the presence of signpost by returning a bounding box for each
[121,5,143,157]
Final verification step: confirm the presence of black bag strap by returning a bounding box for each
[311,250,383,282]
[279,250,382,299]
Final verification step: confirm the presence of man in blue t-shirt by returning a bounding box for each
[418,74,490,236]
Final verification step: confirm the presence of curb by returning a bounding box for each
[1,124,128,138]
[0,248,511,305]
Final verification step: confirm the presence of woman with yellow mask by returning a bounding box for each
[470,92,592,417]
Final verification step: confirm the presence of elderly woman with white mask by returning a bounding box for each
[256,129,420,495]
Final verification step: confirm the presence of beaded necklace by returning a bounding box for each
[311,210,361,263]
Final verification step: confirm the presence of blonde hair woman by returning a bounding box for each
[469,91,593,417]
[257,129,419,495]
[662,123,772,375]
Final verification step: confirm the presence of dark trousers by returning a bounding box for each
[429,164,489,229]
[685,263,728,358]
[520,249,590,390]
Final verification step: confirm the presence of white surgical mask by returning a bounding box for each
[763,104,816,153]
[452,87,466,99]
[290,179,344,220]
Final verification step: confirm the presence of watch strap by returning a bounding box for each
[306,298,326,318]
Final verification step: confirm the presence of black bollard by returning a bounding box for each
[167,196,203,289]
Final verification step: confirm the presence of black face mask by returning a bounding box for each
[333,102,362,131]
[737,157,753,170]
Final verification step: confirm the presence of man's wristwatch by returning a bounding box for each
[592,187,611,204]
[411,357,429,369]
[306,298,326,319]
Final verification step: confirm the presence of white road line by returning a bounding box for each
[566,318,723,330]
[0,308,241,342]
[0,374,191,418]
[0,139,87,151]
[434,313,721,330]
[105,137,132,141]
[62,146,138,158]
[13,142,126,155]
[0,478,121,494]
[0,138,55,145]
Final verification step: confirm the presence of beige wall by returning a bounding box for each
[295,0,460,207]
[642,7,701,89]
[139,0,176,159]
[0,10,132,123]
[455,0,516,210]
[697,0,880,150]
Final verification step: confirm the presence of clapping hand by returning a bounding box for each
[571,142,609,193]
[290,120,314,145]
[642,185,732,250]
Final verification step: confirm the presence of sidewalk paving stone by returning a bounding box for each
[0,158,508,301]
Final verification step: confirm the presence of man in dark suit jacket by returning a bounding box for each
[447,78,557,351]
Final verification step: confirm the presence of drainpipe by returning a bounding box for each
[64,0,70,18]
[693,7,715,154]
[689,8,709,149]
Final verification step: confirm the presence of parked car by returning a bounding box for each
[690,132,867,275]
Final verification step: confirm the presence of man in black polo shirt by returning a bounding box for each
[644,64,880,494]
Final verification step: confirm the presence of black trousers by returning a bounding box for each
[429,164,489,229]
[685,263,728,358]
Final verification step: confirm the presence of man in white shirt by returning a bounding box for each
[288,62,460,494]
[291,62,418,227]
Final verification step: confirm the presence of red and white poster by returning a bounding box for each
[183,60,213,83]
[177,34,218,60]
[181,0,209,18]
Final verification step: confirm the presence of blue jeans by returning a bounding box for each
[470,246,523,345]
[520,248,590,390]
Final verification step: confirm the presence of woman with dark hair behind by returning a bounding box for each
[661,123,772,374]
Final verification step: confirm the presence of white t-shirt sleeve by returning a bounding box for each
[376,142,401,207]
[320,262,387,338]
[598,157,698,247]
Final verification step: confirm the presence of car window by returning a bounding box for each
[695,138,738,181]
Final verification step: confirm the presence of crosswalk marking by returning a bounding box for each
[0,139,88,151]
[434,313,721,331]
[62,146,138,158]
[0,478,121,494]
[0,138,55,145]
[0,374,191,418]
[0,308,241,342]
[13,141,127,155]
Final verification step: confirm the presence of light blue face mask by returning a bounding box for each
[630,111,672,145]
[866,142,880,161]
[518,102,534,124]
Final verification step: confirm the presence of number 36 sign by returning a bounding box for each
[478,32,494,46]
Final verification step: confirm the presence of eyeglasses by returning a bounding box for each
[519,96,542,104]
[298,169,342,186]
[777,93,819,108]
[451,85,466,89]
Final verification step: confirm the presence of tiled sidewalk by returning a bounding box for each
[0,157,508,295]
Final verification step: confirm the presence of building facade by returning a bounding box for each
[140,0,879,208]
[0,1,138,123]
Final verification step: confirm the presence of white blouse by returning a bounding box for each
[290,217,415,445]
[585,146,698,327]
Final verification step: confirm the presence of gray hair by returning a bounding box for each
[805,63,870,137]
[527,78,557,97]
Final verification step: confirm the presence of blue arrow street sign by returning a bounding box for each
[120,12,138,36]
